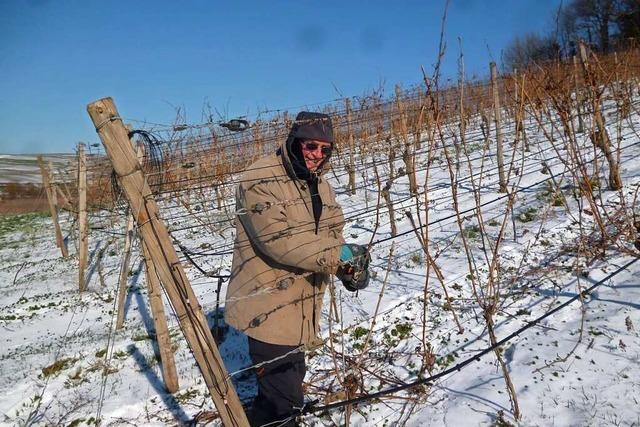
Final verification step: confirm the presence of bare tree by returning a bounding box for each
[616,0,640,45]
[560,0,621,53]
[503,33,561,71]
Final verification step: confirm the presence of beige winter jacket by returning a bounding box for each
[224,140,345,346]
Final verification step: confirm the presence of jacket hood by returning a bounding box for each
[280,111,335,181]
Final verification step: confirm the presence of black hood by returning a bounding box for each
[283,111,334,181]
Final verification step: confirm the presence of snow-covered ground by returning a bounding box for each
[1,97,640,426]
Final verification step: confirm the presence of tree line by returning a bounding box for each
[504,0,640,71]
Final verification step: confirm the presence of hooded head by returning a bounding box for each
[284,111,335,180]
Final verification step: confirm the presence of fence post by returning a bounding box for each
[490,62,507,193]
[513,71,529,152]
[48,160,63,225]
[116,143,143,329]
[387,136,396,179]
[38,156,68,257]
[141,240,179,393]
[458,72,466,141]
[55,184,73,212]
[87,97,249,427]
[78,144,88,291]
[115,213,135,329]
[396,85,418,195]
[414,92,425,151]
[578,41,622,190]
[345,98,356,195]
[572,55,586,133]
[382,180,397,237]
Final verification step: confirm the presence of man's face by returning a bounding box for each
[300,139,332,171]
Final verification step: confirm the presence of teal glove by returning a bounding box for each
[340,244,356,262]
[338,244,371,291]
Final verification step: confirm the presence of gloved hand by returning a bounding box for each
[337,244,371,291]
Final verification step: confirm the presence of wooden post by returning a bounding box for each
[578,43,600,182]
[55,186,73,212]
[115,213,135,329]
[387,136,395,179]
[141,240,179,393]
[573,55,585,133]
[396,85,418,195]
[480,108,490,146]
[458,71,466,143]
[49,161,61,218]
[490,62,507,193]
[87,97,249,427]
[613,51,620,92]
[382,181,397,237]
[38,156,68,257]
[47,161,73,215]
[513,71,529,152]
[414,93,424,150]
[253,120,263,162]
[512,71,520,148]
[78,144,88,291]
[345,98,356,195]
[578,41,622,190]
[519,73,530,152]
[57,170,77,216]
[116,142,143,328]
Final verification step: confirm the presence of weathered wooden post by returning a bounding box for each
[458,70,466,143]
[253,119,263,162]
[141,240,179,393]
[396,85,418,195]
[115,213,135,329]
[46,161,74,214]
[578,41,622,190]
[414,94,425,151]
[87,97,249,427]
[38,156,68,257]
[52,173,73,212]
[55,187,72,212]
[490,62,507,193]
[78,144,88,291]
[513,71,529,152]
[572,55,586,133]
[345,98,357,195]
[382,180,397,237]
[387,136,396,179]
[117,143,143,329]
[48,161,62,223]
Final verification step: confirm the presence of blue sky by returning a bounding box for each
[0,0,562,154]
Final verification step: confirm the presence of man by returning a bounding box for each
[225,111,370,426]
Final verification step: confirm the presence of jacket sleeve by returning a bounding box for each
[237,179,343,274]
[325,185,345,238]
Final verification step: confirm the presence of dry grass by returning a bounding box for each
[0,183,49,215]
[0,197,49,216]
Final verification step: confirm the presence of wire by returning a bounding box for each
[300,256,639,415]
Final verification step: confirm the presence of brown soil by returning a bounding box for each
[0,197,49,216]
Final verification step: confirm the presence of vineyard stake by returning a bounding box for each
[345,97,357,195]
[87,97,249,427]
[141,239,179,393]
[38,156,68,257]
[78,143,88,291]
[490,62,507,193]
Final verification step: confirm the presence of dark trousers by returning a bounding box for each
[248,337,305,427]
